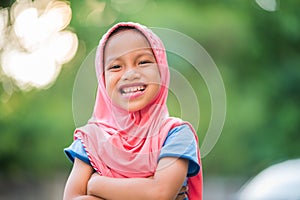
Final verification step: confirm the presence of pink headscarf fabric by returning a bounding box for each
[74,22,202,199]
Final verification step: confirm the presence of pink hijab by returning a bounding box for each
[74,22,202,199]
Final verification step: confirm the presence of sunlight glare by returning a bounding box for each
[13,7,41,50]
[49,31,78,64]
[0,0,78,90]
[1,48,59,89]
[0,8,8,49]
[45,1,72,32]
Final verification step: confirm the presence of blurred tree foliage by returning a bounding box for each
[0,0,299,182]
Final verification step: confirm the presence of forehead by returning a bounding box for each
[104,29,153,62]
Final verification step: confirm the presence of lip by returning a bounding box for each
[119,82,147,99]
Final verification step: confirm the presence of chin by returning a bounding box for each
[123,102,147,112]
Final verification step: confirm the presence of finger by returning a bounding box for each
[179,186,188,193]
[175,193,187,200]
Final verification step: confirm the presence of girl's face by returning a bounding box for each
[104,29,161,112]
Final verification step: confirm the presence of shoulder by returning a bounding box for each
[163,124,195,146]
[169,123,194,135]
[159,123,200,177]
[64,139,90,165]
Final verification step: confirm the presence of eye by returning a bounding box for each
[138,60,153,65]
[108,65,121,71]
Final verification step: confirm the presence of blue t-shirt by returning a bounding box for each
[64,124,200,180]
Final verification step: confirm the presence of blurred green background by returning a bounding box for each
[0,0,299,199]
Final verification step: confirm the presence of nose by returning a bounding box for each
[122,67,141,81]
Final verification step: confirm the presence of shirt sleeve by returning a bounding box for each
[158,124,200,177]
[64,139,90,165]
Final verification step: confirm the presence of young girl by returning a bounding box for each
[64,22,202,200]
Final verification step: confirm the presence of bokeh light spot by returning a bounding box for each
[0,0,78,91]
[255,0,278,12]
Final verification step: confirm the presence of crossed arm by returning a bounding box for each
[63,157,188,200]
[63,158,102,200]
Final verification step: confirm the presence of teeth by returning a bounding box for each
[122,86,145,94]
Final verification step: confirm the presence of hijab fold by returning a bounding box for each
[74,22,202,199]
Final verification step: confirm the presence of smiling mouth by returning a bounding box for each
[120,85,146,95]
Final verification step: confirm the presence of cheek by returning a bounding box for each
[148,68,161,96]
[104,73,120,98]
[150,67,161,85]
[104,74,113,97]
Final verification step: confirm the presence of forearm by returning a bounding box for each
[88,176,165,200]
[64,158,105,200]
[88,157,188,200]
[72,195,105,200]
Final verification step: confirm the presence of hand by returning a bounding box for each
[147,175,188,199]
[90,172,101,180]
[175,186,188,200]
